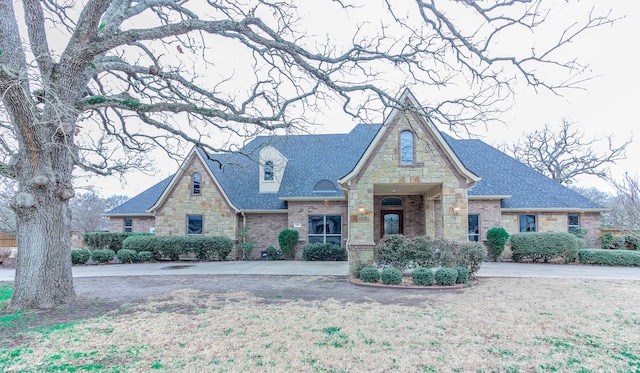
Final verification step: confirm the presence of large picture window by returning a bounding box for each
[519,214,536,232]
[400,130,414,165]
[468,214,479,241]
[308,215,342,245]
[124,218,133,233]
[187,215,203,235]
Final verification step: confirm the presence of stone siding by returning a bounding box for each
[154,156,237,238]
[468,200,502,241]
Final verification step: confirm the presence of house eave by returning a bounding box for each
[279,196,346,202]
[241,209,289,214]
[500,208,608,213]
[102,213,154,217]
[469,195,512,200]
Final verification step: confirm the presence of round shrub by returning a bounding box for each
[486,227,510,261]
[266,245,282,261]
[278,229,299,259]
[434,268,457,286]
[116,249,138,263]
[302,243,347,261]
[71,249,91,265]
[412,267,434,286]
[359,266,380,283]
[137,251,155,262]
[91,249,115,264]
[381,268,403,285]
[455,266,469,284]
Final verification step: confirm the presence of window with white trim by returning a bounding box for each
[124,218,133,233]
[400,130,414,165]
[308,215,341,244]
[468,214,479,241]
[264,161,274,181]
[192,172,201,195]
[568,214,580,234]
[187,215,203,235]
[519,214,536,232]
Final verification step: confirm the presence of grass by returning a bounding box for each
[1,278,640,372]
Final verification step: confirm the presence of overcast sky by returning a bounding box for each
[88,0,639,198]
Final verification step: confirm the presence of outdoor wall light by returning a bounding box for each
[357,204,366,215]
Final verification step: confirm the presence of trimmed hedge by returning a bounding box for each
[412,268,434,286]
[359,266,380,283]
[380,268,403,285]
[302,243,347,261]
[375,235,486,275]
[116,249,138,263]
[84,232,152,252]
[486,227,509,261]
[138,251,155,262]
[91,249,115,264]
[510,232,579,263]
[578,249,640,266]
[434,268,457,286]
[71,249,91,265]
[122,235,233,261]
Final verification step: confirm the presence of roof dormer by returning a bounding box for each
[259,145,287,193]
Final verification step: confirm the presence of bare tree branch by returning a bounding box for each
[502,118,631,184]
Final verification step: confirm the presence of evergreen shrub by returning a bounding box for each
[302,243,347,261]
[454,266,469,284]
[278,229,299,259]
[486,227,510,261]
[116,249,138,263]
[578,249,640,266]
[359,266,380,283]
[71,249,91,265]
[380,268,403,285]
[137,251,155,262]
[510,232,579,263]
[91,249,115,264]
[84,232,152,252]
[434,268,457,286]
[411,267,434,286]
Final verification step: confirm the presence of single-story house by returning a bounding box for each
[105,89,605,272]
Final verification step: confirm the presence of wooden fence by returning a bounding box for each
[0,234,17,247]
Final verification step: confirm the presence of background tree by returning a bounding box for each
[69,188,128,233]
[502,118,631,184]
[609,173,640,233]
[0,0,614,309]
[0,180,16,234]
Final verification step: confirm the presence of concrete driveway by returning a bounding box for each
[1,261,639,282]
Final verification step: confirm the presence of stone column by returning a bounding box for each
[424,197,435,238]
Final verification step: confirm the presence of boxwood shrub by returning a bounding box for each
[122,235,232,261]
[411,267,434,286]
[84,232,152,252]
[380,268,403,285]
[71,249,91,265]
[510,232,579,263]
[137,251,155,262]
[359,266,380,283]
[116,249,138,263]
[434,268,457,286]
[486,227,510,261]
[455,266,470,284]
[278,229,300,259]
[91,249,115,264]
[578,249,640,266]
[302,243,347,261]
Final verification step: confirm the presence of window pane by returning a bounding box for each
[325,235,342,245]
[264,161,274,181]
[124,218,133,233]
[326,216,341,234]
[308,235,324,244]
[400,131,414,165]
[382,197,402,206]
[568,214,579,226]
[519,214,536,232]
[192,173,201,194]
[384,213,400,235]
[188,215,203,235]
[468,214,479,241]
[308,216,325,234]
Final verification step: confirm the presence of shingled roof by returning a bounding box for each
[105,124,603,215]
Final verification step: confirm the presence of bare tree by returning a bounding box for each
[503,118,631,184]
[70,188,110,233]
[0,0,614,309]
[0,180,16,234]
[609,173,640,233]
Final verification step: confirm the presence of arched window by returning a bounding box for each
[400,130,414,165]
[381,197,402,206]
[264,160,274,181]
[313,179,337,192]
[192,172,201,195]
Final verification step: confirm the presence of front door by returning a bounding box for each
[382,210,403,237]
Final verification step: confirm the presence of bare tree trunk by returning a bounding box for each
[10,191,75,309]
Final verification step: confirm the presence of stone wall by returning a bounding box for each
[154,156,237,238]
[468,199,502,241]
